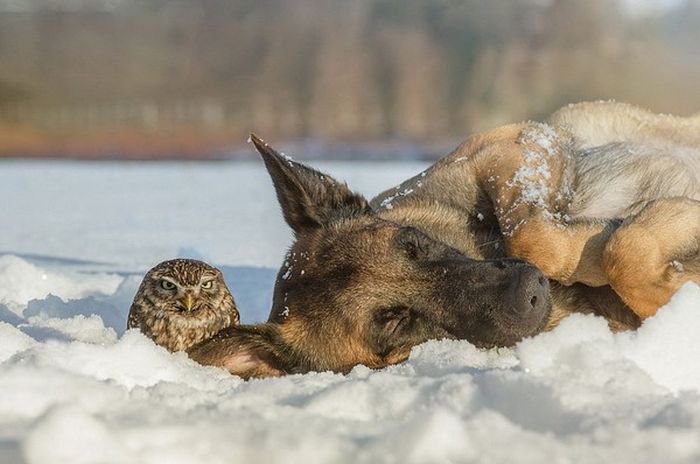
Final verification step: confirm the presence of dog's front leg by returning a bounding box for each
[481,123,618,287]
[503,212,618,287]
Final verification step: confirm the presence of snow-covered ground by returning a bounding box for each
[1,160,700,464]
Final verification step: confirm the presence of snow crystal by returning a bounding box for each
[670,260,685,273]
[281,293,290,318]
[497,123,574,235]
[280,152,295,167]
[520,122,558,155]
[379,186,416,210]
[281,251,307,280]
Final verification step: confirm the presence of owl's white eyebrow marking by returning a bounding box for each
[159,276,179,285]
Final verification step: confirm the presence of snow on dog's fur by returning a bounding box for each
[190,101,698,379]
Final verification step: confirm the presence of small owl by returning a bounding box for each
[127,259,240,352]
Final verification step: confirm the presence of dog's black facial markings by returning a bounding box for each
[252,137,554,373]
[396,237,552,348]
[279,222,548,364]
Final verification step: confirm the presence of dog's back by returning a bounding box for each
[549,100,700,149]
[550,102,700,218]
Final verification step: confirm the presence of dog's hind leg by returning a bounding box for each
[602,197,700,318]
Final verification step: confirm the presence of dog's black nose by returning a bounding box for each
[508,266,550,314]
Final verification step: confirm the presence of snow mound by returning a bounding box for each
[23,314,118,345]
[0,266,698,463]
[518,283,700,394]
[23,405,129,464]
[7,330,236,391]
[0,255,123,313]
[619,283,700,392]
[0,322,36,363]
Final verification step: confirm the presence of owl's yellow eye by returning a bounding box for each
[160,279,177,291]
[201,280,215,290]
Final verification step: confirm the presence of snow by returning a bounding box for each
[0,161,424,270]
[23,405,130,464]
[0,255,122,313]
[498,123,573,235]
[379,186,418,210]
[1,161,700,463]
[505,124,558,215]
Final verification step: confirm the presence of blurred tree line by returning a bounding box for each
[0,0,698,156]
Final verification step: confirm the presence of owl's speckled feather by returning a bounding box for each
[127,259,239,352]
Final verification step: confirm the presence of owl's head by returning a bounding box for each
[140,259,234,316]
[128,259,240,352]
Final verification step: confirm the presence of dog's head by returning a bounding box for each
[191,136,552,378]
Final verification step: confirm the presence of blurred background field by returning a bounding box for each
[0,0,698,160]
[2,5,700,462]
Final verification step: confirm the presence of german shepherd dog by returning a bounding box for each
[189,101,700,379]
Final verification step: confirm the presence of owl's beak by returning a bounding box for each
[182,294,195,311]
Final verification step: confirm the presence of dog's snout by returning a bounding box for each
[508,267,550,314]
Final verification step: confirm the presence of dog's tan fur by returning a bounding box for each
[375,101,699,318]
[190,101,699,379]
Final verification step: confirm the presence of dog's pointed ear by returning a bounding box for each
[187,324,289,380]
[250,133,371,234]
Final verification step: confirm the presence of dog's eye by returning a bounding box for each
[398,228,430,260]
[404,241,419,260]
[160,279,176,291]
[373,306,412,358]
[374,305,411,335]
